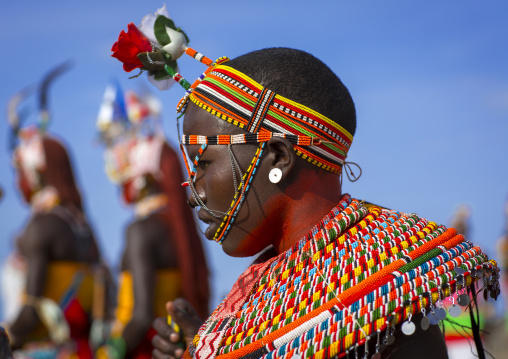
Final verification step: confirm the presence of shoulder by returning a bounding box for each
[24,212,70,240]
[126,214,163,235]
[19,212,68,255]
[125,214,166,247]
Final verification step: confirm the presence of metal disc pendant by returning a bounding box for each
[455,267,466,275]
[448,304,462,318]
[372,353,382,359]
[421,315,430,330]
[434,307,447,320]
[428,312,440,325]
[402,321,416,335]
[458,293,470,307]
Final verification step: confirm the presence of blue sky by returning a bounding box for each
[0,1,507,315]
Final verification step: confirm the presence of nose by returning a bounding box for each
[187,184,206,209]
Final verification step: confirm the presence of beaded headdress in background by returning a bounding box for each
[96,82,165,188]
[8,62,71,193]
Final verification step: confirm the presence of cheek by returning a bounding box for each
[202,164,236,207]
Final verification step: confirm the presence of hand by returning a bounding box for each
[0,325,13,358]
[152,298,203,359]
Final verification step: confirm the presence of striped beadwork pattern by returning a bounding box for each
[188,195,498,359]
[181,133,319,147]
[188,65,353,175]
[213,142,266,243]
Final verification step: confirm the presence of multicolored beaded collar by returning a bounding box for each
[184,195,500,359]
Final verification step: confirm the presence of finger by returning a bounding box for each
[152,348,174,359]
[168,298,202,338]
[170,333,180,342]
[155,315,183,344]
[173,298,203,324]
[153,317,174,338]
[152,334,173,354]
[151,347,184,359]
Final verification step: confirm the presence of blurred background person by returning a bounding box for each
[0,188,13,359]
[483,198,508,359]
[0,326,13,359]
[95,84,209,359]
[2,64,111,358]
[444,204,508,359]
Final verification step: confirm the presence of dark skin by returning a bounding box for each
[9,205,100,348]
[0,326,13,358]
[119,182,179,354]
[152,103,448,359]
[183,104,342,257]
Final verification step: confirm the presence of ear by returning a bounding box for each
[265,136,296,181]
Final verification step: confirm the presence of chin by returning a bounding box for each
[221,231,265,258]
[203,223,216,240]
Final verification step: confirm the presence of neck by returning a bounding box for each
[274,169,342,253]
[30,186,60,213]
[135,192,168,218]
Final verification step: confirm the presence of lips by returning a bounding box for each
[197,209,217,240]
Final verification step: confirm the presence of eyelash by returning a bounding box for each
[198,160,210,169]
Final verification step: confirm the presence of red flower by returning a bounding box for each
[111,23,153,72]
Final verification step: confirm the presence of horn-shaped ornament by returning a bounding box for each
[7,86,34,150]
[38,61,73,131]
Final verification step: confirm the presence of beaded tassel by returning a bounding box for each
[164,65,191,90]
[185,47,213,66]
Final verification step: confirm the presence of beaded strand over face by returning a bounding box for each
[182,139,267,244]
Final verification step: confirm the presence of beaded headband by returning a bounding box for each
[185,64,353,175]
[96,83,167,189]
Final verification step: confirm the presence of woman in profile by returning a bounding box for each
[3,65,109,358]
[96,87,209,359]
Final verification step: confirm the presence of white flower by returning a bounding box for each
[138,4,188,61]
[138,4,170,45]
[147,70,177,91]
[138,4,189,90]
[161,27,187,60]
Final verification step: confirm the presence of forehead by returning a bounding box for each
[183,103,246,136]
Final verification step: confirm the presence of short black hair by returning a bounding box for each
[226,47,356,136]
